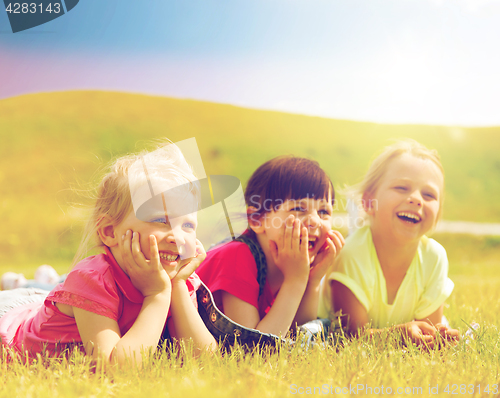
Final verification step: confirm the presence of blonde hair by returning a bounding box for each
[72,140,199,267]
[351,139,444,221]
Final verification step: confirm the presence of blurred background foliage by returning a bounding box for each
[1,91,499,271]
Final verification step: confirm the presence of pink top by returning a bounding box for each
[196,240,276,319]
[0,247,200,358]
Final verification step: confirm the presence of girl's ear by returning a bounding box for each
[97,214,119,247]
[362,192,376,216]
[247,206,265,234]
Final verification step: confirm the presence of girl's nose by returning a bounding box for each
[303,212,320,229]
[157,226,182,248]
[161,228,178,244]
[172,227,186,243]
[171,229,187,249]
[408,191,423,206]
[171,225,196,259]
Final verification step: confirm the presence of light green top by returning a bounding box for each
[318,226,454,328]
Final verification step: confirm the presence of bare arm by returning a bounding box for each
[74,291,170,366]
[331,280,369,332]
[169,281,218,353]
[293,230,345,326]
[168,240,217,354]
[416,305,443,325]
[292,281,321,327]
[220,216,310,336]
[75,231,172,366]
[331,280,438,346]
[221,278,307,336]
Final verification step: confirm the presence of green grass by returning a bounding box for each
[1,91,500,266]
[1,91,500,396]
[1,292,499,398]
[2,232,499,397]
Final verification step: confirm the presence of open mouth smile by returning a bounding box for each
[396,212,421,224]
[299,238,317,250]
[159,252,180,263]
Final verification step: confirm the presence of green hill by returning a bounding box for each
[1,90,499,266]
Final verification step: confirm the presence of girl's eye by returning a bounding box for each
[394,186,407,191]
[319,209,331,217]
[152,218,166,224]
[423,193,437,200]
[183,222,196,230]
[151,218,168,224]
[291,207,306,212]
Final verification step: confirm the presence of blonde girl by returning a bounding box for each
[0,140,216,363]
[318,140,459,346]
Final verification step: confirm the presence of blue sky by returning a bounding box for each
[1,0,500,125]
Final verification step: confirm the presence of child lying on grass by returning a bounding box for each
[197,156,345,337]
[0,140,216,364]
[319,140,460,347]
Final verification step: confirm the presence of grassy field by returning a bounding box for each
[1,90,500,269]
[1,327,500,398]
[1,91,499,397]
[2,236,499,398]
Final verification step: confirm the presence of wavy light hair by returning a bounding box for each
[352,139,445,221]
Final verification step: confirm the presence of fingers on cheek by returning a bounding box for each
[328,240,337,255]
[331,230,345,244]
[123,237,133,258]
[121,231,129,249]
[150,234,157,245]
[132,233,142,255]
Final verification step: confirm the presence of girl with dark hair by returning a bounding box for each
[197,156,344,337]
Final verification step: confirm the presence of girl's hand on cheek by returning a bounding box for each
[171,239,207,284]
[309,230,345,285]
[269,215,310,283]
[121,230,171,297]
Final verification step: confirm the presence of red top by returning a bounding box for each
[0,247,200,357]
[196,240,276,319]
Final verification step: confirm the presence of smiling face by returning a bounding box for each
[112,207,198,280]
[260,195,333,263]
[364,153,443,246]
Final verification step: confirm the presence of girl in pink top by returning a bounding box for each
[197,156,345,337]
[0,140,216,364]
